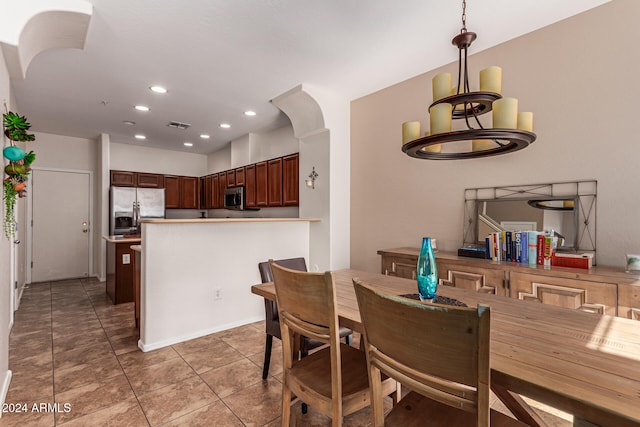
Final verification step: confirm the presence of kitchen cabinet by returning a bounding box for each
[235,167,245,186]
[106,240,136,304]
[283,154,299,206]
[111,170,137,187]
[378,248,640,317]
[211,174,220,209]
[255,162,268,207]
[267,158,283,206]
[226,170,236,187]
[164,176,180,208]
[219,172,228,207]
[201,176,210,209]
[245,165,256,208]
[136,172,164,188]
[180,176,199,209]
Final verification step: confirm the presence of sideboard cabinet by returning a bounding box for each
[377,247,640,319]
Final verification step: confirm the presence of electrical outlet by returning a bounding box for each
[214,288,222,300]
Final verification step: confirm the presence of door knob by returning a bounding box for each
[82,221,89,233]
[13,240,19,244]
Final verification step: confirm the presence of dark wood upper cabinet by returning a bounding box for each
[180,176,199,209]
[267,158,283,207]
[111,170,137,187]
[202,176,211,209]
[235,167,245,186]
[219,172,228,207]
[283,154,299,206]
[211,174,220,209]
[164,176,180,208]
[136,172,164,188]
[244,165,256,208]
[226,170,235,188]
[255,162,268,207]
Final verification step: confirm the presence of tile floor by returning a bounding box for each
[0,278,573,426]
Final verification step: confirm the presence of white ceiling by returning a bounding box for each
[11,0,608,155]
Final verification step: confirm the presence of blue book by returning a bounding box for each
[521,231,529,264]
[485,237,491,259]
[505,231,512,261]
[514,232,522,263]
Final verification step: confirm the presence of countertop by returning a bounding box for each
[140,218,320,224]
[103,235,142,243]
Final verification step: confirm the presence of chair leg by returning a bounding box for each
[282,384,292,427]
[262,334,273,380]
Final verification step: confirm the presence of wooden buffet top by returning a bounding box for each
[252,269,640,426]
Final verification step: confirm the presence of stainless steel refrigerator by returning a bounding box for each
[110,187,165,235]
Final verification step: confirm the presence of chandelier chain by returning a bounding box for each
[461,0,467,31]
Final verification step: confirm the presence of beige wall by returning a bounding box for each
[351,0,637,271]
[110,142,208,177]
[0,42,12,406]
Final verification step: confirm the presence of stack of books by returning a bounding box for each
[484,231,592,269]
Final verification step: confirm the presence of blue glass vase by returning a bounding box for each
[417,237,438,301]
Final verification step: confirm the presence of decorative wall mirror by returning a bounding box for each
[463,181,597,260]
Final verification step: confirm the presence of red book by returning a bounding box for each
[551,253,593,269]
[536,234,545,265]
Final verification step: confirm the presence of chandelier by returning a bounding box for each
[402,0,536,160]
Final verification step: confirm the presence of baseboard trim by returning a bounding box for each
[138,316,264,352]
[0,370,12,413]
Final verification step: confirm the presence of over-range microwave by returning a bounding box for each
[224,186,245,210]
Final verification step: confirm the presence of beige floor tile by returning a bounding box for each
[137,376,218,426]
[4,369,53,404]
[54,352,123,394]
[53,340,114,370]
[221,377,282,425]
[173,339,244,374]
[216,324,266,356]
[124,357,196,396]
[247,340,283,378]
[200,358,262,398]
[159,401,243,427]
[52,329,110,353]
[57,398,149,427]
[117,347,180,371]
[53,373,135,424]
[0,405,55,427]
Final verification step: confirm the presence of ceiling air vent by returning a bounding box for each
[167,121,191,130]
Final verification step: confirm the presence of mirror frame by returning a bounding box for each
[463,180,597,262]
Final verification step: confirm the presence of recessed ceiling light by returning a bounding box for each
[184,142,193,147]
[134,134,146,140]
[200,134,210,139]
[244,110,256,116]
[219,123,231,129]
[135,105,150,112]
[150,85,167,94]
[123,120,136,125]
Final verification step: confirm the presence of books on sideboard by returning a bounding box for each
[484,230,593,269]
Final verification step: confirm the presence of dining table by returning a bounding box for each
[251,268,640,427]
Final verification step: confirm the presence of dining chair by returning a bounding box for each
[258,258,351,380]
[271,261,397,426]
[353,278,527,427]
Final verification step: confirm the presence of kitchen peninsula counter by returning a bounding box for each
[137,217,320,351]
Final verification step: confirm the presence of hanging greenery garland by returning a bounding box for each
[3,106,36,239]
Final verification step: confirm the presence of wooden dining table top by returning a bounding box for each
[251,268,640,427]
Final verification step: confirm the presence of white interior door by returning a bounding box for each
[31,169,91,282]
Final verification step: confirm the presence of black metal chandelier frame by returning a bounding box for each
[402,0,536,160]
